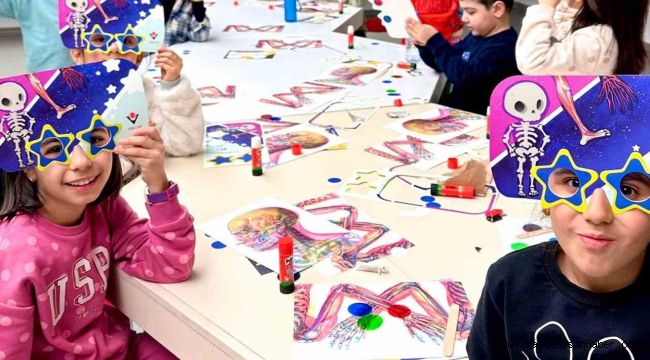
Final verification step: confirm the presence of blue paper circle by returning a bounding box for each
[348,303,373,317]
[211,241,227,249]
[383,15,392,23]
[328,177,342,183]
[426,202,441,208]
[420,196,435,202]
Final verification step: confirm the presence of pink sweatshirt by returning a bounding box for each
[0,195,196,359]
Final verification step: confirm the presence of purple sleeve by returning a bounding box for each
[108,195,196,283]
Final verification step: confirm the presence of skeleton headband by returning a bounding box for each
[0,60,147,172]
[59,0,165,54]
[490,75,650,214]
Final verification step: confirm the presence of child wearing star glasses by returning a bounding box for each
[468,145,650,358]
[69,26,204,162]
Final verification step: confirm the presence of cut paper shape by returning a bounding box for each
[198,198,358,273]
[223,24,285,32]
[256,39,323,50]
[197,85,236,105]
[293,280,474,359]
[260,81,346,109]
[224,50,277,60]
[338,169,389,202]
[489,75,647,202]
[204,121,264,167]
[296,193,415,273]
[264,123,346,168]
[370,0,419,39]
[58,0,165,53]
[385,107,485,144]
[365,135,466,170]
[0,60,147,172]
[313,60,393,87]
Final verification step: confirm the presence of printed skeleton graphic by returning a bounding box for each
[501,81,551,197]
[66,0,91,48]
[0,82,35,168]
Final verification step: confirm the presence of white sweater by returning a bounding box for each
[516,4,617,75]
[144,76,204,157]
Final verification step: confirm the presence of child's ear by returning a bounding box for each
[24,168,36,183]
[492,0,507,17]
[69,49,85,65]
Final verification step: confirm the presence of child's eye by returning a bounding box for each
[620,172,650,202]
[565,177,579,188]
[122,35,139,49]
[40,138,64,159]
[89,128,111,147]
[90,34,109,47]
[549,169,580,197]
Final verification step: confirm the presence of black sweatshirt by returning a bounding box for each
[417,28,520,115]
[467,241,650,359]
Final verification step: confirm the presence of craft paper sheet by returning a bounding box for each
[204,121,264,167]
[198,198,357,273]
[365,135,466,170]
[370,0,419,39]
[293,280,474,359]
[296,193,414,275]
[385,107,485,144]
[264,123,346,168]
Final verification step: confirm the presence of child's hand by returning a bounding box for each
[155,47,183,82]
[114,124,169,193]
[538,0,561,7]
[405,18,438,46]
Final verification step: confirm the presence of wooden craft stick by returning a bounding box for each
[443,304,460,357]
[516,228,554,239]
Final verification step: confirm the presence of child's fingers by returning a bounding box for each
[156,53,182,64]
[155,59,178,70]
[114,146,160,160]
[118,135,158,149]
[132,125,164,142]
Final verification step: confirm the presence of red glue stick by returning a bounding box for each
[279,235,295,294]
[431,184,474,199]
[338,0,344,14]
[252,136,263,176]
[347,25,354,49]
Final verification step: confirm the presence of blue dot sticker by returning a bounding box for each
[383,15,392,23]
[211,241,227,249]
[388,93,401,96]
[426,202,441,208]
[420,195,435,202]
[271,116,282,121]
[371,42,380,45]
[348,303,372,317]
[382,80,392,84]
[328,177,342,183]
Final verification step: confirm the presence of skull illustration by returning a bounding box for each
[66,0,88,11]
[504,81,548,122]
[0,82,27,113]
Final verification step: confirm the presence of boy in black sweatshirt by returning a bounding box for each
[406,0,520,115]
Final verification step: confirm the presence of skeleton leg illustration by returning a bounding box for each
[28,74,76,119]
[555,76,610,145]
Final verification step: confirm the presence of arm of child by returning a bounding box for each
[146,49,204,157]
[0,0,16,18]
[422,33,510,87]
[466,275,510,359]
[112,126,196,282]
[515,5,615,74]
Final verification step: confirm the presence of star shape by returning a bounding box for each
[82,24,112,53]
[106,85,117,94]
[601,151,650,215]
[96,71,101,76]
[140,11,147,17]
[115,25,145,55]
[76,114,121,158]
[104,97,118,111]
[141,0,150,3]
[103,59,121,73]
[531,148,598,213]
[633,145,640,152]
[25,124,75,171]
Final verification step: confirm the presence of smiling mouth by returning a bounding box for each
[578,233,615,249]
[65,176,98,187]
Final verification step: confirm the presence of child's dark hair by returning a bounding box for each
[472,0,514,12]
[0,153,123,221]
[572,0,648,74]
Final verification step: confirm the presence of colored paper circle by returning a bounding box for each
[374,0,383,5]
[211,241,227,249]
[511,242,529,250]
[388,304,411,318]
[388,93,401,96]
[371,42,380,45]
[426,202,441,208]
[357,315,383,330]
[271,116,282,121]
[348,303,372,317]
[382,80,392,84]
[386,89,397,93]
[328,177,342,183]
[382,15,392,23]
[420,195,435,202]
[392,75,403,79]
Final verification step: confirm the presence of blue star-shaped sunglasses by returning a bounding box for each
[531,148,650,214]
[25,115,121,171]
[82,24,145,55]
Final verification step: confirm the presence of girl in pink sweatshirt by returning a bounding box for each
[0,125,195,359]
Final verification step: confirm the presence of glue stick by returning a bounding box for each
[338,0,344,14]
[347,25,354,49]
[279,235,295,294]
[252,136,263,176]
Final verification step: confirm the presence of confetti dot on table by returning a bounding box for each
[475,246,482,252]
[211,241,227,249]
[391,75,403,79]
[348,303,372,317]
[328,177,342,183]
[268,5,274,10]
[425,202,441,208]
[357,315,383,330]
[382,80,392,84]
[371,42,380,45]
[382,15,392,23]
[388,93,401,96]
[511,242,529,251]
[386,89,396,93]
[271,116,282,121]
[388,304,411,318]
[420,195,435,202]
[374,0,382,5]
